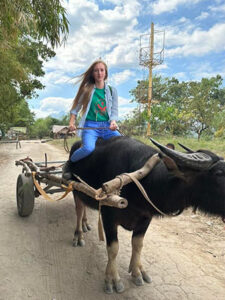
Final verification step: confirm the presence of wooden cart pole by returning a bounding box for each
[147,22,154,137]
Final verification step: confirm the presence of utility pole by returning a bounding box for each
[147,23,154,136]
[139,22,165,136]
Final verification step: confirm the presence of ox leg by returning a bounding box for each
[73,194,85,247]
[82,206,91,232]
[103,223,125,294]
[129,217,152,286]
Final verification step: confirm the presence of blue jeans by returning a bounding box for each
[70,120,121,162]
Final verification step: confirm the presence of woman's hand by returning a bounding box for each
[110,120,118,131]
[69,123,76,132]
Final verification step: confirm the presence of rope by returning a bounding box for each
[63,135,70,153]
[118,173,168,216]
[32,172,74,202]
[98,203,105,241]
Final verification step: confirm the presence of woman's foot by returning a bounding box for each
[62,160,72,180]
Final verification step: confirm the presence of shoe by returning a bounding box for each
[62,160,73,180]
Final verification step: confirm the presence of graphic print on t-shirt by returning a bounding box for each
[96,98,107,115]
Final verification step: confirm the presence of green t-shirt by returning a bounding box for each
[86,88,109,122]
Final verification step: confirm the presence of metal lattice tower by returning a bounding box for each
[139,34,165,68]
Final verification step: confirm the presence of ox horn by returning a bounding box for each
[178,143,194,153]
[150,138,213,170]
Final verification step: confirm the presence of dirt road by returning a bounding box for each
[0,141,224,300]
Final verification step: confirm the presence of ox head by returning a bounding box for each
[150,138,225,220]
[150,138,224,172]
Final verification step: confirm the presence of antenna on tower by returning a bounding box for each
[139,23,165,136]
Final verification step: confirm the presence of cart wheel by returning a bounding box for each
[16,174,35,217]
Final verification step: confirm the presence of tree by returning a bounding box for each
[129,75,188,135]
[30,116,59,138]
[184,76,223,140]
[129,75,224,138]
[0,0,69,129]
[7,98,35,127]
[213,110,225,138]
[0,0,69,48]
[59,114,70,125]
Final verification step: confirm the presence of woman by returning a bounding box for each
[63,60,120,178]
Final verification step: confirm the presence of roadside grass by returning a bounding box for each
[48,135,225,158]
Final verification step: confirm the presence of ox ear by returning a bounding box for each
[162,156,186,180]
[162,156,178,170]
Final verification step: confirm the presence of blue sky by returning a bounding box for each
[29,0,225,120]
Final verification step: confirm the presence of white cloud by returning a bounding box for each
[188,61,225,81]
[165,23,225,57]
[101,0,124,5]
[118,96,132,106]
[55,76,73,85]
[209,3,225,13]
[40,71,72,88]
[149,0,202,15]
[154,63,168,70]
[178,17,189,23]
[31,97,73,118]
[119,106,136,119]
[118,96,137,119]
[110,70,136,85]
[195,12,209,21]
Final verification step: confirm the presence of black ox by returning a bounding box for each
[69,136,225,294]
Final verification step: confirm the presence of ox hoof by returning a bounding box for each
[73,238,78,247]
[104,279,124,294]
[132,275,144,286]
[73,237,85,247]
[82,224,92,232]
[78,239,85,247]
[104,281,113,294]
[141,271,152,283]
[86,224,92,231]
[114,279,125,293]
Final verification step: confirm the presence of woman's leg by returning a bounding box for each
[70,129,98,162]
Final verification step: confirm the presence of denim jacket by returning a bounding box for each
[70,83,119,136]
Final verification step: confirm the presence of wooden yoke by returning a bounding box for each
[101,154,160,194]
[69,153,161,208]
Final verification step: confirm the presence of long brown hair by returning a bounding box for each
[71,60,108,115]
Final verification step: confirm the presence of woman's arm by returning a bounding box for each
[109,86,119,130]
[69,93,85,131]
[110,87,119,121]
[69,113,76,131]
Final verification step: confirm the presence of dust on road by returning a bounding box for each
[0,141,224,300]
